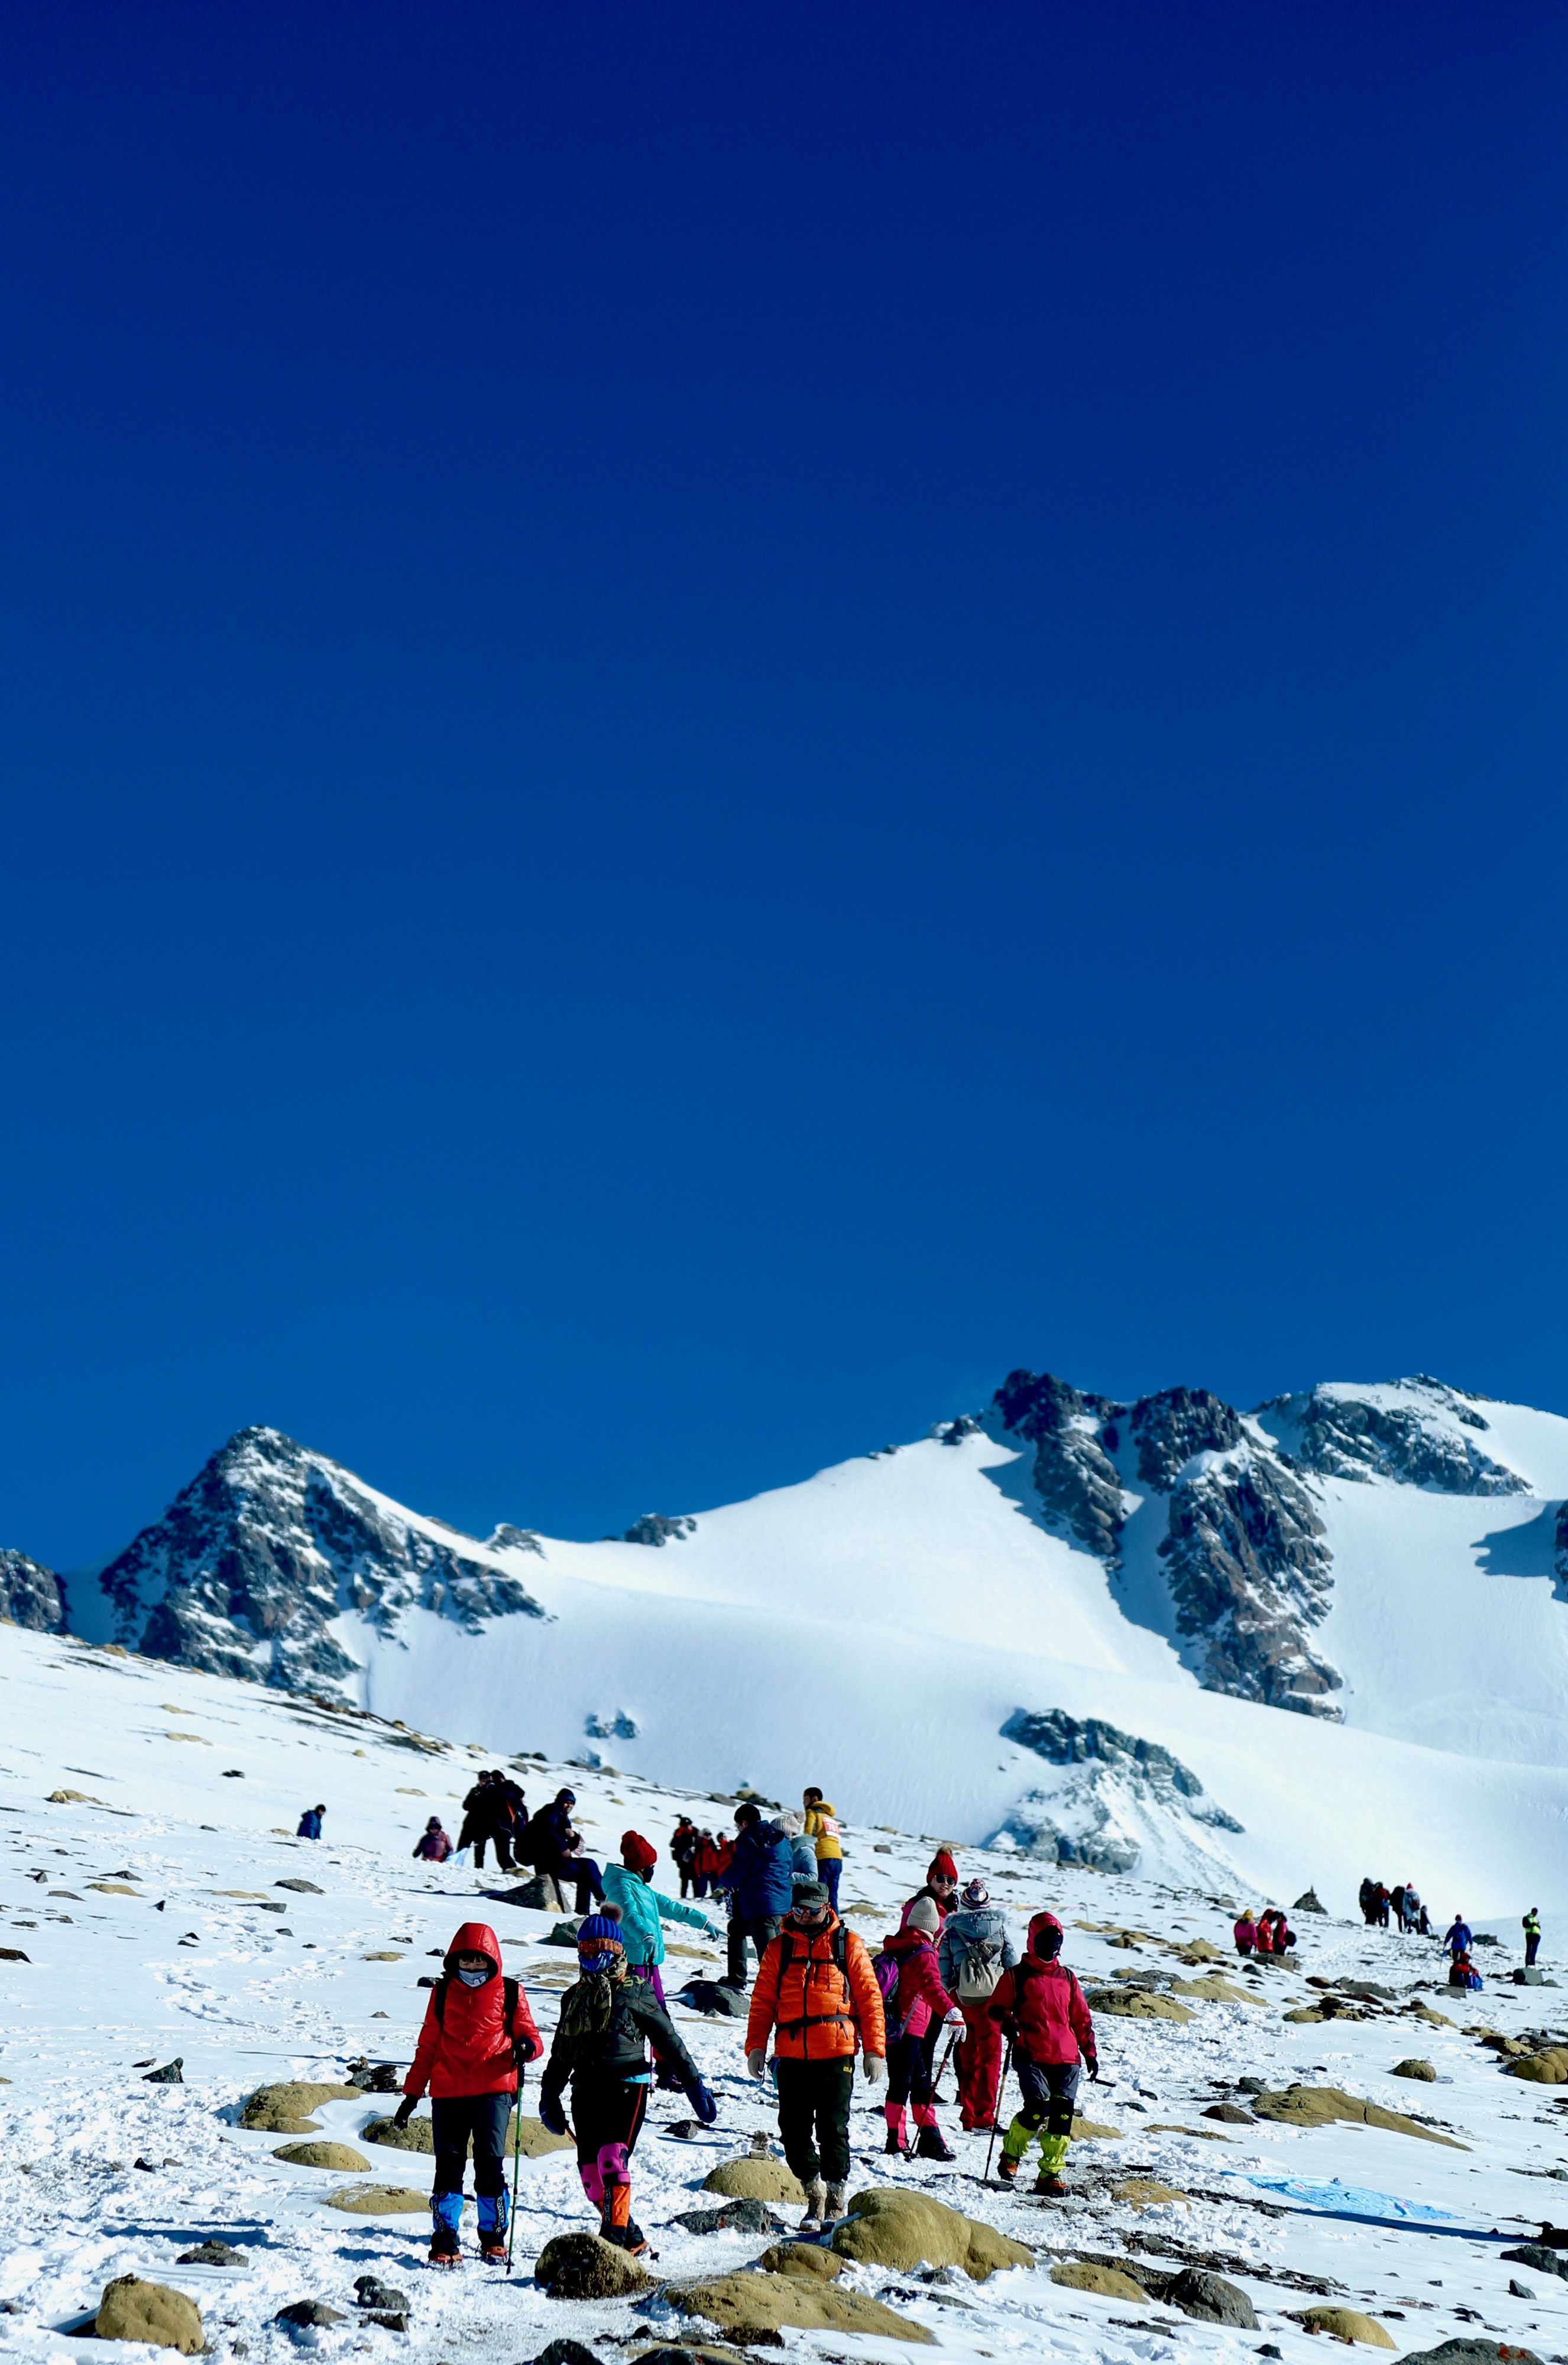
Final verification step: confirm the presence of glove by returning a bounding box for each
[1086,2056,1101,2082]
[746,2048,767,2080]
[945,2007,967,2027]
[537,2089,568,2137]
[863,2053,886,2087]
[391,2095,416,2129]
[514,2032,543,2065]
[685,2077,718,2126]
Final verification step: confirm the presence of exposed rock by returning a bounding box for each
[240,2080,361,2133]
[994,1708,1243,1874]
[1294,1887,1327,1914]
[1507,2051,1568,2083]
[586,1710,640,1740]
[96,2277,203,2353]
[669,2267,933,2341]
[143,2058,183,2083]
[323,2183,429,2213]
[176,2243,248,2267]
[1252,2084,1466,2147]
[760,2243,844,2279]
[1501,2246,1568,2281]
[676,1978,749,2018]
[276,2302,347,2329]
[536,2233,650,2298]
[1113,2176,1188,2208]
[623,1514,696,1546]
[1261,1380,1527,1494]
[1288,2306,1397,2347]
[487,1523,545,1556]
[1051,2262,1148,2299]
[1087,1988,1193,2023]
[1392,2059,1437,2081]
[702,2156,805,2203]
[993,1371,1126,1561]
[365,2108,565,2157]
[1166,2268,1259,2325]
[1203,2103,1256,2123]
[0,1547,66,1632]
[1130,1388,1244,1490]
[675,2197,786,2234]
[352,2277,410,2311]
[99,1424,546,1688]
[273,2141,370,2170]
[275,1878,323,1893]
[1160,1449,1340,1714]
[1402,2345,1541,2365]
[830,2186,1032,2279]
[532,2344,606,2365]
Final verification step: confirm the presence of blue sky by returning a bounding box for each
[3,3,1566,1569]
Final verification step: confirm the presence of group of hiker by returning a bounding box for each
[1358,1877,1430,1935]
[1232,1907,1295,1956]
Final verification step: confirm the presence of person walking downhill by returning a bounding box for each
[413,1816,453,1862]
[880,1896,966,2160]
[744,1878,885,2228]
[537,1914,715,2256]
[802,1788,844,1916]
[715,1804,793,1992]
[938,1878,1018,2131]
[1524,1907,1543,1968]
[297,1804,325,1840]
[910,1850,958,1923]
[392,1919,543,2265]
[989,1911,1098,2198]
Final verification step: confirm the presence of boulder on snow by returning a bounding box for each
[95,2276,203,2353]
[760,2242,844,2279]
[675,1977,749,2017]
[1070,2113,1123,2139]
[240,2079,361,2133]
[352,2277,410,2312]
[363,2107,568,2156]
[1392,2059,1437,2081]
[1402,2344,1541,2365]
[1203,2103,1255,2123]
[1051,2262,1148,2300]
[142,2059,183,2084]
[323,2182,429,2213]
[1508,2050,1568,2083]
[176,2242,248,2267]
[1501,2245,1568,2280]
[1251,2084,1466,2147]
[1166,2268,1259,2325]
[275,1878,323,1894]
[668,2269,932,2343]
[1087,1987,1193,2023]
[273,2140,370,2170]
[487,1875,565,1911]
[831,2186,1032,2280]
[543,1917,585,1948]
[536,2233,650,2298]
[701,2156,805,2203]
[1294,1888,1327,1914]
[531,2344,605,2365]
[673,2196,786,2234]
[276,2302,346,2328]
[1288,2306,1396,2347]
[1112,2176,1187,2208]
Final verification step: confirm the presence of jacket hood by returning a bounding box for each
[445,1920,502,1974]
[885,1923,933,1955]
[1027,1910,1064,1958]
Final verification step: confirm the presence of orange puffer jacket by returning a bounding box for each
[746,1914,886,2063]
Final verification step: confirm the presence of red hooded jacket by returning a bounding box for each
[986,1912,1096,2067]
[882,1924,958,2040]
[403,1922,542,2100]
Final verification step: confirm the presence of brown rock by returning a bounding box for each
[273,2141,371,2170]
[760,2243,844,2279]
[1392,2059,1437,2082]
[96,2277,203,2353]
[831,2187,1032,2280]
[323,2183,429,2213]
[1251,2083,1466,2147]
[536,2234,652,2299]
[1288,2306,1397,2347]
[1051,2262,1149,2300]
[701,2156,805,2203]
[240,2080,361,2134]
[670,2269,932,2342]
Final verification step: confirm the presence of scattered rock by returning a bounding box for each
[1051,2262,1149,2300]
[240,2080,361,2134]
[323,2183,430,2214]
[353,2278,410,2312]
[1070,2114,1123,2140]
[1392,2059,1437,2082]
[0,1948,31,1962]
[364,2312,408,2332]
[1251,2084,1466,2147]
[536,2233,650,2299]
[274,2141,371,2171]
[48,1789,106,1805]
[1167,2269,1259,2326]
[1203,2104,1256,2123]
[675,1978,749,2017]
[1294,1888,1327,1914]
[675,2197,786,2234]
[532,2344,605,2365]
[702,2157,805,2204]
[276,1879,323,1894]
[760,2243,844,2279]
[96,2277,204,2353]
[1510,2281,1535,2299]
[1508,2052,1568,2084]
[1288,2306,1397,2347]
[276,2302,347,2328]
[176,2243,248,2267]
[1113,2177,1187,2208]
[831,2186,1032,2280]
[1236,2075,1268,2094]
[1401,2345,1541,2365]
[1501,2246,1568,2281]
[1088,1988,1194,2023]
[361,1951,403,1962]
[364,2108,566,2159]
[543,1918,585,1948]
[668,2269,932,2343]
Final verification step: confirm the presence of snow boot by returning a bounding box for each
[883,2126,909,2154]
[883,2102,909,2155]
[994,2154,1019,2185]
[1032,2131,1070,2196]
[824,2181,847,2223]
[1034,2170,1068,2198]
[476,2189,508,2262]
[601,2219,650,2257]
[800,2178,827,2228]
[429,2191,463,2266]
[913,2124,956,2162]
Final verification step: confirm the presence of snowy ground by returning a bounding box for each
[3,1622,1568,2365]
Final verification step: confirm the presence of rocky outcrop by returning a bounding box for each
[487,1524,545,1556]
[0,1547,66,1632]
[1258,1379,1526,1494]
[1160,1449,1340,1715]
[993,1370,1126,1560]
[623,1513,696,1546]
[997,1706,1243,1876]
[1129,1387,1243,1490]
[99,1427,546,1689]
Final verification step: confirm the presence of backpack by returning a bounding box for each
[953,1931,1003,2001]
[869,1944,906,2042]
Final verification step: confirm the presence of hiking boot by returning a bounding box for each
[427,2228,461,2267]
[477,2235,506,2263]
[883,2126,909,2155]
[824,2181,847,2223]
[914,2125,956,2162]
[601,2220,650,2257]
[800,2178,827,2228]
[994,2155,1019,2185]
[1034,2170,1068,2198]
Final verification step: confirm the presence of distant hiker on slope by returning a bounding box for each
[297,1804,325,1840]
[715,1803,793,1993]
[692,1829,721,1898]
[1358,1877,1377,1926]
[670,1817,699,1897]
[456,1773,494,1863]
[1400,1885,1423,1935]
[880,1896,966,2160]
[778,1810,819,1887]
[520,1787,579,1907]
[744,1877,885,2228]
[938,1878,1018,2131]
[1444,1912,1473,1960]
[393,1919,542,2265]
[1233,1910,1258,1956]
[413,1817,453,1862]
[989,1910,1098,2198]
[1524,1908,1542,1968]
[537,1913,715,2257]
[802,1786,844,1915]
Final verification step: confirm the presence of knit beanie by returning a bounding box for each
[905,1896,941,1936]
[620,1830,657,1876]
[928,1849,958,1883]
[961,1878,989,1908]
[576,1912,626,1975]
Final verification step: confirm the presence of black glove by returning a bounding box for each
[514,2032,543,2065]
[537,2089,568,2137]
[392,2095,416,2129]
[684,2075,718,2126]
[1086,2055,1100,2082]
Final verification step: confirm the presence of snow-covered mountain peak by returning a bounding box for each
[1252,1376,1531,1495]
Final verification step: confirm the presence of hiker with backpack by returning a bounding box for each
[987,1910,1098,2197]
[670,1817,699,1897]
[1232,1909,1258,1956]
[714,1803,793,1992]
[413,1816,453,1862]
[744,1877,886,2228]
[876,1896,966,2160]
[909,1849,959,1923]
[537,1913,715,2257]
[1444,1911,1473,1960]
[692,1829,722,1898]
[802,1787,844,1915]
[392,1919,543,2265]
[938,1878,1018,2131]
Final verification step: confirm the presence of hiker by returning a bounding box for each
[714,1803,793,1992]
[392,1919,543,2264]
[1449,1947,1482,1992]
[692,1829,721,1899]
[1390,1883,1407,1930]
[909,1850,959,1925]
[1417,1901,1431,1936]
[1375,1883,1391,1930]
[744,1877,885,2227]
[802,1786,844,1914]
[779,1810,819,1885]
[537,1912,715,2256]
[520,1788,578,1904]
[413,1817,453,1862]
[456,1773,494,1862]
[938,1877,1018,2131]
[1358,1877,1377,1926]
[475,1771,521,1872]
[670,1817,699,1897]
[1261,1909,1295,1955]
[562,1833,605,1916]
[879,1895,966,2160]
[297,1804,325,1840]
[1524,1907,1543,1968]
[1399,1885,1422,1935]
[1233,1910,1257,1955]
[1444,1911,1473,1960]
[601,1831,721,2009]
[989,1910,1098,2197]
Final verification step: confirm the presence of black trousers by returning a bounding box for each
[726,1912,781,1988]
[775,2058,854,2186]
[1015,2056,1081,2137]
[887,2023,941,2108]
[1527,1932,1541,1966]
[430,2091,511,2198]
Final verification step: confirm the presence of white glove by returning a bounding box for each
[945,2007,967,2027]
[863,2054,886,2087]
[746,2048,767,2079]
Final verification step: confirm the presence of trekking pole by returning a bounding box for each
[932,2029,960,2100]
[506,2064,526,2273]
[984,2042,1012,2184]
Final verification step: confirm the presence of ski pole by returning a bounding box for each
[506,2064,525,2272]
[984,2042,1012,2184]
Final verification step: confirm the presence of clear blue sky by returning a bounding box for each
[4,4,1566,1571]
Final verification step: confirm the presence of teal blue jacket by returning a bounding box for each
[600,1861,715,1967]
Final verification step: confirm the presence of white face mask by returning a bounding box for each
[457,1966,490,1988]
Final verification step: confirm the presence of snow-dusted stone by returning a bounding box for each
[240,2080,360,2133]
[322,2183,428,2213]
[1392,2057,1437,2080]
[1288,2305,1396,2346]
[830,2186,1032,2279]
[273,2141,370,2170]
[534,2233,650,2298]
[1051,2262,1149,2299]
[0,1547,65,1632]
[96,2276,203,2353]
[701,2156,805,2203]
[668,2268,932,2343]
[1165,2267,1259,2325]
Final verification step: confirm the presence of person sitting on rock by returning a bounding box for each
[413,1816,453,1862]
[537,1913,715,2256]
[1447,1946,1482,1992]
[393,1919,543,2265]
[988,1910,1098,2198]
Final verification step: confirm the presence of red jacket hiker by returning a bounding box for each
[404,1920,543,2100]
[987,1914,1095,2066]
[883,1921,959,2040]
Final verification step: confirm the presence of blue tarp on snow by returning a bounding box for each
[1246,2176,1513,2241]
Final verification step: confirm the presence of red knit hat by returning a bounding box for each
[928,1849,958,1883]
[620,1830,657,1875]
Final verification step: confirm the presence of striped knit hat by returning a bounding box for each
[576,1913,625,1975]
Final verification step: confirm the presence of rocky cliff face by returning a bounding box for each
[996,1706,1244,1876]
[97,1427,546,1690]
[0,1548,66,1633]
[1256,1379,1527,1494]
[992,1370,1126,1560]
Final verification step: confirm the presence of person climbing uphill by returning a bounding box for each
[1445,1911,1473,1960]
[412,1816,453,1862]
[802,1787,844,1916]
[297,1803,325,1840]
[394,1920,543,2266]
[881,1895,965,2160]
[743,1877,885,2229]
[988,1910,1097,2198]
[937,1877,1018,2131]
[537,1913,715,2256]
